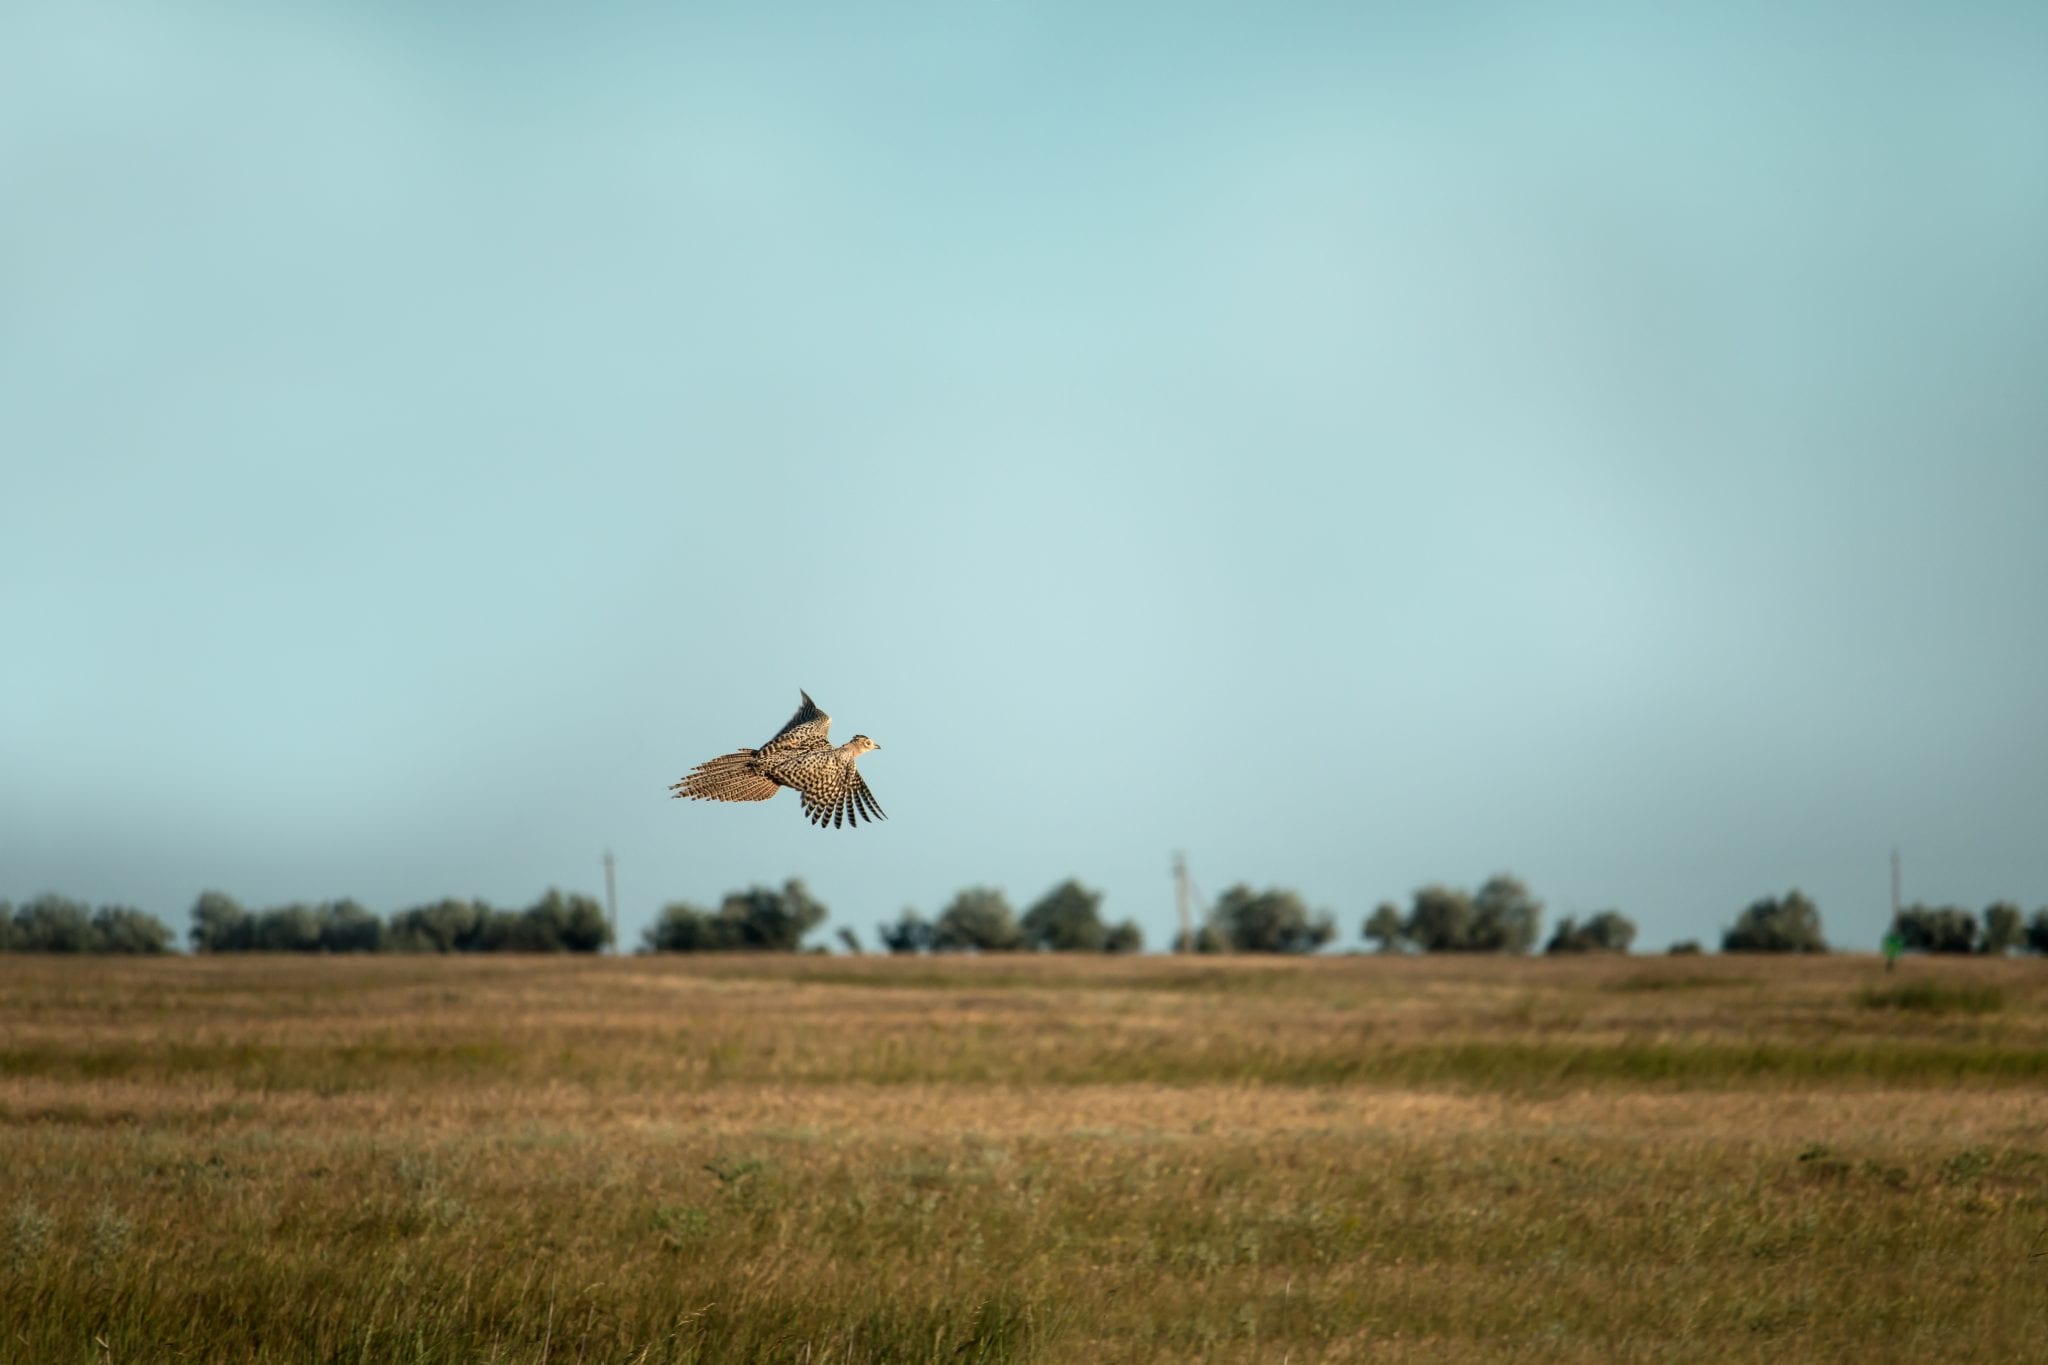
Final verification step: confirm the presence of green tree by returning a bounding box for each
[2026,908,2048,955]
[1020,879,1106,951]
[387,898,484,953]
[467,904,525,951]
[1470,875,1543,953]
[837,927,864,955]
[1103,920,1144,954]
[722,881,823,951]
[524,889,612,952]
[1363,902,1405,953]
[643,880,824,953]
[319,899,384,953]
[91,905,174,954]
[15,894,102,952]
[643,899,727,952]
[1402,885,1474,951]
[647,900,716,951]
[0,901,14,952]
[1980,902,2024,956]
[933,888,1023,952]
[1544,910,1636,954]
[252,903,325,952]
[1206,885,1334,954]
[464,891,608,952]
[1890,903,1978,954]
[1723,890,1827,953]
[1396,878,1543,953]
[876,909,935,954]
[189,891,252,952]
[1667,939,1704,955]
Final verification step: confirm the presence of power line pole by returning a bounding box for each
[1883,845,1905,971]
[1173,851,1191,953]
[603,849,618,954]
[1172,852,1210,952]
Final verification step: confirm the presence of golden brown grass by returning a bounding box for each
[3,952,2046,1362]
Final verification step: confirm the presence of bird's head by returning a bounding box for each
[849,734,880,754]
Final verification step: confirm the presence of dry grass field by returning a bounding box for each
[3,951,2046,1362]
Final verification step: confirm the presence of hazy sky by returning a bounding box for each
[6,1,2046,954]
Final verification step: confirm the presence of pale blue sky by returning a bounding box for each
[5,1,2045,952]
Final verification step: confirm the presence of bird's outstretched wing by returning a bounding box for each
[771,749,887,829]
[758,689,832,756]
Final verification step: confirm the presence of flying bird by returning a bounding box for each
[669,690,886,829]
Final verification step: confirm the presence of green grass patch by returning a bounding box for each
[1608,973,1752,992]
[1859,980,2006,1015]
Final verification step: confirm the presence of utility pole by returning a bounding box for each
[1883,845,1904,971]
[1171,853,1209,952]
[603,849,618,954]
[1173,851,1191,953]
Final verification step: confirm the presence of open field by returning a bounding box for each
[3,952,2046,1363]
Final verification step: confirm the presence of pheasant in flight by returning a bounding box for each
[669,690,886,829]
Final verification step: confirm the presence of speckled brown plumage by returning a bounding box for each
[669,690,885,829]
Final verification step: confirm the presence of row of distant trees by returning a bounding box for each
[0,891,612,955]
[643,880,831,952]
[1890,900,2044,955]
[0,895,178,954]
[7,879,2048,957]
[865,880,1145,954]
[187,890,613,953]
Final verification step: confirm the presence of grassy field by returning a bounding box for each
[3,952,2046,1363]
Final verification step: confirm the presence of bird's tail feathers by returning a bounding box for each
[669,749,780,802]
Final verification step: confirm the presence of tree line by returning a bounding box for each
[865,880,1145,955]
[189,890,613,953]
[0,895,177,954]
[0,890,612,955]
[1888,900,2046,956]
[7,877,2048,957]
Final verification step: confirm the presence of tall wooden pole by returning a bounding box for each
[1173,851,1191,953]
[603,849,618,954]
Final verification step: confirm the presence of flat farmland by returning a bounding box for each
[3,952,2045,1362]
